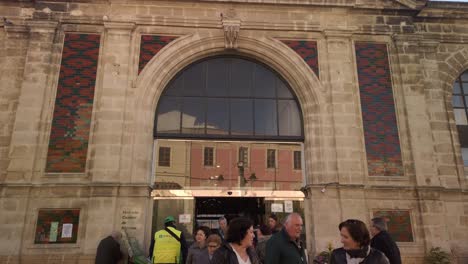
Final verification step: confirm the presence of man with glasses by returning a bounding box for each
[370,217,402,264]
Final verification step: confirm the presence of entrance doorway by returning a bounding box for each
[195,197,265,229]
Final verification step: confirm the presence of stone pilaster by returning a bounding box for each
[419,41,462,188]
[6,20,58,182]
[0,25,29,183]
[325,31,366,185]
[393,34,439,186]
[90,22,135,183]
[393,34,451,251]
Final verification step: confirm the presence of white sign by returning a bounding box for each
[271,203,284,213]
[179,214,191,224]
[284,200,293,213]
[61,223,73,238]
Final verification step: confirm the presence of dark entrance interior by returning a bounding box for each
[195,197,265,228]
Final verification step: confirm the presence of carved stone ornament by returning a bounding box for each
[222,9,241,50]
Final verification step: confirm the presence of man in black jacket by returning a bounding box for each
[265,213,308,264]
[95,231,123,264]
[370,217,402,264]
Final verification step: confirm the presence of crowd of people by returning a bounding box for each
[95,213,401,264]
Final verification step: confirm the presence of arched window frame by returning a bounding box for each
[452,70,468,166]
[154,56,305,142]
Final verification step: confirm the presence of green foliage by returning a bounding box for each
[313,243,334,264]
[424,247,451,264]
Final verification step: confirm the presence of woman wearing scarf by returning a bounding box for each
[330,219,389,264]
[211,217,260,264]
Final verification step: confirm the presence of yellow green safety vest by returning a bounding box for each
[153,227,182,264]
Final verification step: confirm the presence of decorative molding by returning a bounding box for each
[394,0,427,10]
[4,25,28,34]
[26,20,59,32]
[221,9,241,49]
[104,21,135,31]
[418,40,440,53]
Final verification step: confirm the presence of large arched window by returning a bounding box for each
[453,70,468,166]
[155,56,303,141]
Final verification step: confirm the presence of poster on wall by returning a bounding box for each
[61,223,73,238]
[34,209,80,244]
[179,214,191,224]
[284,201,293,213]
[271,203,284,213]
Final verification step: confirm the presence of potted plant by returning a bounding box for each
[425,247,451,264]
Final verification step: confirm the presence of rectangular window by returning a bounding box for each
[239,147,248,167]
[267,149,276,169]
[204,147,214,166]
[294,151,302,170]
[158,147,171,167]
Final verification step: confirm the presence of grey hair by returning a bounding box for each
[371,217,387,231]
[284,213,302,225]
[111,230,122,241]
[218,217,227,223]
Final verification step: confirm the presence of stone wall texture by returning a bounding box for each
[0,0,467,263]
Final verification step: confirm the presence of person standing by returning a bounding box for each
[267,214,283,234]
[150,216,188,264]
[211,217,260,264]
[217,217,228,243]
[193,234,222,264]
[329,219,389,264]
[95,231,123,264]
[255,225,272,264]
[370,218,402,264]
[187,226,211,264]
[265,213,307,264]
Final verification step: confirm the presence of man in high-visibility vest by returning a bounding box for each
[149,216,188,264]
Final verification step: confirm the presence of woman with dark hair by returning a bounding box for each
[330,219,389,264]
[268,214,283,234]
[211,217,260,264]
[187,226,211,264]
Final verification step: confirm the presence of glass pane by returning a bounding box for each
[254,99,278,136]
[183,63,205,96]
[454,109,468,125]
[462,148,468,166]
[206,58,228,97]
[278,100,302,136]
[453,96,464,107]
[461,72,468,82]
[462,83,468,94]
[206,98,229,135]
[277,80,293,99]
[230,99,253,135]
[453,82,461,94]
[156,97,181,133]
[230,59,253,97]
[165,77,184,96]
[182,97,205,134]
[254,65,276,98]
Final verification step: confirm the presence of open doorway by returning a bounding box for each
[194,197,265,230]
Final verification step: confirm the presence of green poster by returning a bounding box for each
[49,222,59,242]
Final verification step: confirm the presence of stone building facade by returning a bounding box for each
[0,0,467,263]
